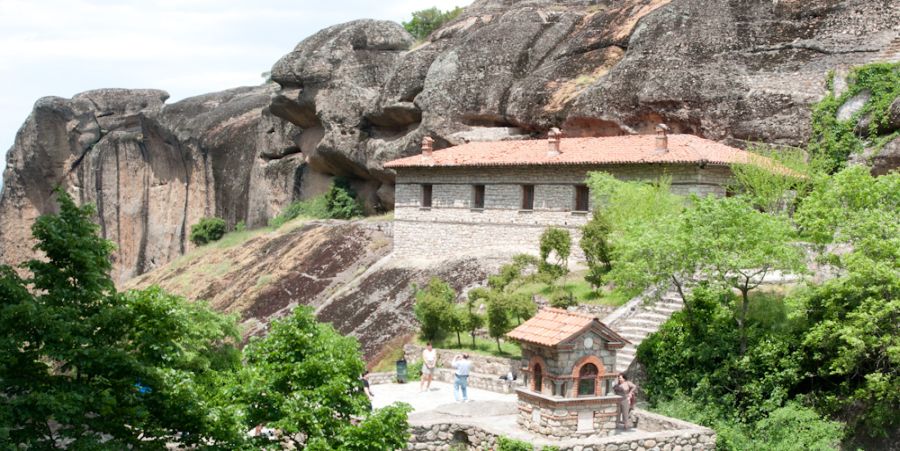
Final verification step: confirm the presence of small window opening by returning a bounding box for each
[473,184,485,209]
[575,185,589,211]
[521,185,534,210]
[421,184,432,208]
[533,363,543,393]
[577,363,598,396]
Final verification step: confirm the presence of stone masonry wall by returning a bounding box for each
[404,344,521,377]
[408,409,717,451]
[393,165,731,260]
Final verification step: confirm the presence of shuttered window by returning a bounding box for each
[421,184,432,208]
[521,185,534,210]
[473,185,485,209]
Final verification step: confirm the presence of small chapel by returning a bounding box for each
[506,308,631,438]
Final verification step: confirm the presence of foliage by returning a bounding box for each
[446,303,468,347]
[580,210,613,289]
[728,144,815,214]
[414,277,456,340]
[0,190,242,448]
[269,177,363,227]
[402,6,463,41]
[497,436,533,451]
[486,294,514,353]
[808,62,900,172]
[506,292,537,325]
[235,307,410,449]
[488,253,540,291]
[465,290,488,347]
[233,220,246,232]
[190,216,227,246]
[319,403,413,451]
[538,227,571,276]
[548,287,577,309]
[326,177,365,220]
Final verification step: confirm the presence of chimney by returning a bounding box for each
[655,124,670,152]
[421,136,434,159]
[547,127,562,157]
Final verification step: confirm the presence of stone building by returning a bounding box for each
[506,308,630,438]
[383,126,767,261]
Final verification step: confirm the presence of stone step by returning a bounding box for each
[617,325,663,335]
[625,318,664,329]
[633,311,669,322]
[649,305,681,315]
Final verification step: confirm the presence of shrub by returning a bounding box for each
[497,436,532,451]
[269,196,329,227]
[413,278,456,341]
[581,210,612,289]
[189,217,227,245]
[539,227,571,276]
[548,288,577,309]
[402,7,463,41]
[325,177,364,219]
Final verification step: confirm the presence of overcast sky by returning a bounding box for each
[0,0,470,187]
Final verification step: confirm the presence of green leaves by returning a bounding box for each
[413,277,457,341]
[402,7,463,41]
[190,217,227,246]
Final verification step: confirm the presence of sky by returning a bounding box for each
[0,0,470,187]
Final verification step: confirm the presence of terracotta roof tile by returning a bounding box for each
[384,134,763,168]
[507,308,627,347]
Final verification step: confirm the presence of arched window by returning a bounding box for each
[533,363,543,393]
[577,363,598,396]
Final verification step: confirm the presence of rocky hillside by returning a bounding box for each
[126,219,489,360]
[1,0,898,282]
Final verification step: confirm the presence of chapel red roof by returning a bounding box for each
[506,308,629,348]
[384,134,759,168]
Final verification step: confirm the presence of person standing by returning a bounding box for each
[614,373,637,429]
[420,342,437,392]
[451,354,472,402]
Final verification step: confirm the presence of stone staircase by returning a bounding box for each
[608,292,685,373]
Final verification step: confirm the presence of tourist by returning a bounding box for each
[359,370,374,409]
[614,374,637,429]
[420,342,437,392]
[451,353,472,402]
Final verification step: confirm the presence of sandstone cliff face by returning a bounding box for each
[1,0,898,282]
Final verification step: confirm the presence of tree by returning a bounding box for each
[402,6,463,41]
[446,303,468,347]
[413,277,456,340]
[0,190,242,448]
[507,292,537,325]
[486,295,513,353]
[580,210,613,289]
[234,307,411,449]
[539,227,571,277]
[465,289,488,347]
[728,145,813,215]
[325,177,364,220]
[190,217,227,245]
[684,196,805,353]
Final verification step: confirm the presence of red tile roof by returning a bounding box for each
[384,134,761,168]
[506,308,629,347]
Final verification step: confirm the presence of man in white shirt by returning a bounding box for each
[451,353,472,402]
[420,342,437,392]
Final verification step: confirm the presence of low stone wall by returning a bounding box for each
[517,398,619,440]
[367,369,523,393]
[404,344,521,377]
[367,371,398,385]
[408,410,716,451]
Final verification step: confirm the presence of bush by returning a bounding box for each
[539,227,571,276]
[548,288,577,309]
[414,278,456,341]
[497,436,532,451]
[325,177,364,219]
[402,7,463,41]
[189,217,227,245]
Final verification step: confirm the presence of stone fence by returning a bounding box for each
[408,409,715,451]
[404,344,521,377]
[366,369,523,394]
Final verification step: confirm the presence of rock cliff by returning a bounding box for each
[1,0,898,282]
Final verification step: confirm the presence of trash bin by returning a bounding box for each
[395,358,408,383]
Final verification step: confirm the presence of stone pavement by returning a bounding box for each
[370,381,515,414]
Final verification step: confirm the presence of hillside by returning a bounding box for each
[1,0,898,282]
[125,219,490,360]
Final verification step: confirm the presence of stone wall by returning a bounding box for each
[517,397,620,440]
[408,409,717,451]
[393,164,730,260]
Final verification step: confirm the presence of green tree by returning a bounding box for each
[580,210,613,289]
[539,227,571,276]
[413,277,456,340]
[326,177,364,219]
[234,307,411,449]
[486,294,513,353]
[446,303,468,347]
[465,289,488,347]
[507,292,537,325]
[728,145,814,214]
[0,190,242,448]
[402,6,463,41]
[190,216,227,245]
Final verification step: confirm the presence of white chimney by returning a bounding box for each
[655,124,670,152]
[547,127,562,157]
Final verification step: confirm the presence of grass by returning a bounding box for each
[511,270,630,307]
[415,335,522,359]
[371,344,406,373]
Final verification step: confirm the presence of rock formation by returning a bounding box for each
[1,0,898,282]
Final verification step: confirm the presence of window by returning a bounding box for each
[473,184,485,209]
[574,185,589,212]
[421,184,432,208]
[577,363,598,396]
[521,185,534,210]
[533,363,542,393]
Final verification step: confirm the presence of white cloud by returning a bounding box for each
[0,0,472,187]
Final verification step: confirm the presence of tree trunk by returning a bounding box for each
[456,331,462,347]
[471,331,476,348]
[739,287,750,355]
[496,337,502,353]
